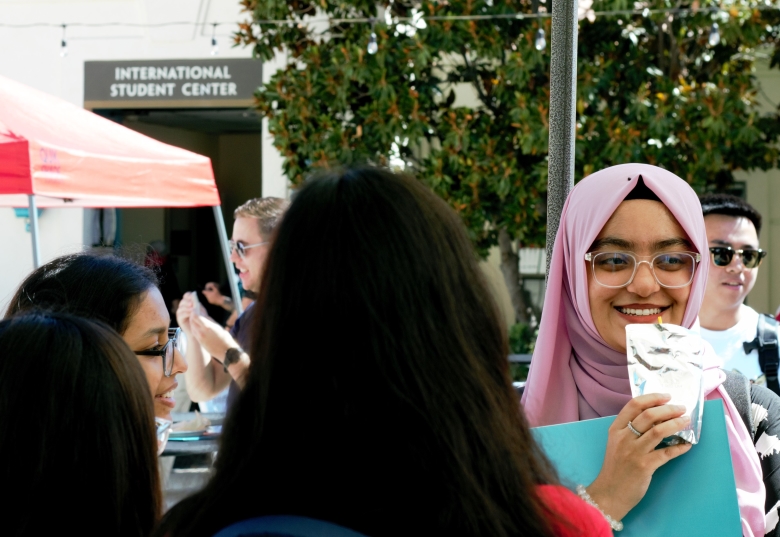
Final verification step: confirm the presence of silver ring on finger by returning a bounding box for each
[627,421,643,437]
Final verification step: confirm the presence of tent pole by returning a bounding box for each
[545,0,579,280]
[28,195,41,269]
[213,205,243,316]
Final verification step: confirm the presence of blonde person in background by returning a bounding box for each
[177,197,289,410]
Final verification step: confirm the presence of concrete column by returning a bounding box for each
[261,52,290,200]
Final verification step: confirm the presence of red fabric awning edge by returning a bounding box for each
[0,75,221,209]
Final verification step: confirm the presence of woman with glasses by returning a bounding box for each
[5,253,187,421]
[0,311,161,536]
[522,163,776,536]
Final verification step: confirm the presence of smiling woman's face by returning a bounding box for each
[121,287,187,420]
[588,199,695,353]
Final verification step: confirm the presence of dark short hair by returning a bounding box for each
[157,166,559,537]
[5,252,158,334]
[0,311,161,535]
[699,193,762,236]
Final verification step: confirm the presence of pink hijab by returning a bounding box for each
[521,164,765,536]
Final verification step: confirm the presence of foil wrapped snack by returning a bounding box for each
[626,322,705,445]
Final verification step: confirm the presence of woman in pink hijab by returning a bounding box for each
[522,164,766,536]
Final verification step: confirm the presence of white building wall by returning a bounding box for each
[0,0,288,310]
[0,207,86,310]
[739,59,780,316]
[260,50,289,200]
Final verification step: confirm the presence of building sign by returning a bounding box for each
[84,58,263,109]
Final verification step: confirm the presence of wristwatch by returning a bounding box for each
[222,347,243,373]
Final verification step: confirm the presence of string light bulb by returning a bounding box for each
[210,23,219,55]
[367,19,378,54]
[708,22,721,46]
[534,28,546,51]
[60,24,68,57]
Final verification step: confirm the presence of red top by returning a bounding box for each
[537,485,613,536]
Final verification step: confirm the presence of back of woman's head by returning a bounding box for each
[159,166,556,537]
[5,252,158,334]
[257,167,509,408]
[0,312,161,536]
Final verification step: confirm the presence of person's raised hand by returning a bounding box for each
[202,282,225,307]
[189,312,238,363]
[585,393,692,522]
[176,293,196,334]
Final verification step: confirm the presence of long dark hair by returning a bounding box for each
[4,252,158,334]
[157,167,558,536]
[0,312,161,536]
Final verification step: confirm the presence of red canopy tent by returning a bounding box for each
[0,75,242,313]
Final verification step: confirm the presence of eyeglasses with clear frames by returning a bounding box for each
[135,328,182,377]
[584,251,702,289]
[228,240,268,259]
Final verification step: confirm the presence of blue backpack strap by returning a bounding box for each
[212,516,369,537]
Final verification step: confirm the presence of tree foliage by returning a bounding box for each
[577,2,780,188]
[235,0,780,321]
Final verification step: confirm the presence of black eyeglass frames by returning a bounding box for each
[135,328,182,377]
[709,247,766,269]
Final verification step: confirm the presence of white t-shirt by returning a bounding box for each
[700,304,763,380]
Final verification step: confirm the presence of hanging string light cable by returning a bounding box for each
[0,6,776,56]
[248,4,780,25]
[1,4,778,30]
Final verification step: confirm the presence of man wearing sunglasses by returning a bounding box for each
[699,193,777,392]
[177,197,290,408]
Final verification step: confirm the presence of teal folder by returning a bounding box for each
[531,399,742,536]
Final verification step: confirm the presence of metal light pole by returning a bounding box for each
[213,205,244,316]
[546,0,579,279]
[28,195,41,269]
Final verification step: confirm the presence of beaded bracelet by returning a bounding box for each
[576,484,624,532]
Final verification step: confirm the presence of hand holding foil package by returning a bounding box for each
[626,323,705,445]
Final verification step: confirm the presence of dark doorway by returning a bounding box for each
[96,108,263,308]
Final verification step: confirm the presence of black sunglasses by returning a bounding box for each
[709,247,766,269]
